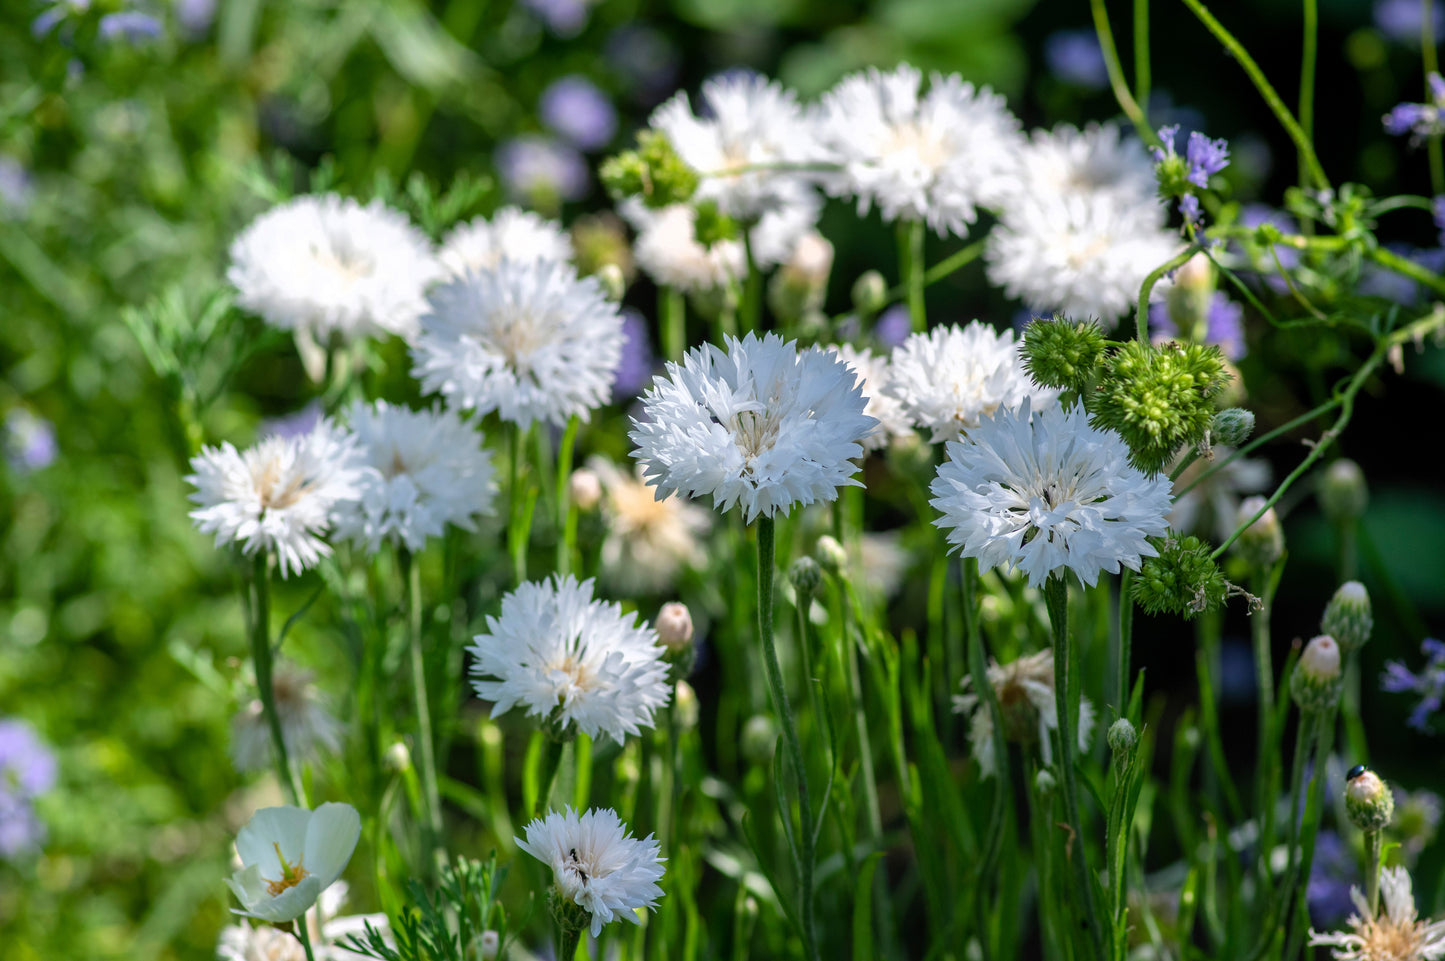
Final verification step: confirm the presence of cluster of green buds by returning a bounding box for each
[600,131,699,209]
[1131,535,1231,618]
[1290,634,1344,714]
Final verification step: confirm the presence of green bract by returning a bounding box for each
[1131,536,1229,619]
[1020,316,1106,393]
[1092,340,1230,474]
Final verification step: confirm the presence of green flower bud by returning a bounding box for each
[1034,768,1057,797]
[1131,535,1229,619]
[1092,340,1230,474]
[789,557,823,597]
[1345,768,1395,832]
[1021,316,1107,394]
[1163,254,1217,344]
[1319,459,1368,522]
[692,199,740,248]
[1290,635,1343,714]
[851,270,888,318]
[385,741,412,773]
[814,535,848,578]
[673,680,699,730]
[597,263,627,302]
[1107,719,1138,776]
[1211,408,1255,447]
[1233,496,1285,570]
[741,715,778,765]
[1321,581,1373,655]
[599,131,699,208]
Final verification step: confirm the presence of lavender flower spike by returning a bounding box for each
[1185,131,1230,188]
[1381,638,1445,731]
[1383,73,1445,138]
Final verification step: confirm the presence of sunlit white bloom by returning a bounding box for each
[1000,123,1160,210]
[334,401,497,554]
[622,198,818,293]
[886,322,1057,443]
[231,662,343,774]
[830,344,912,452]
[588,456,711,595]
[1168,446,1271,542]
[469,576,671,743]
[1308,865,1445,960]
[517,806,665,937]
[217,882,388,961]
[930,399,1173,587]
[438,207,574,277]
[226,803,361,923]
[814,63,1022,237]
[228,194,439,342]
[631,332,877,523]
[954,649,1095,779]
[412,259,624,428]
[187,420,365,578]
[650,72,819,221]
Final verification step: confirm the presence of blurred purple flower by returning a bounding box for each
[1186,131,1230,188]
[1307,831,1357,926]
[1384,74,1445,138]
[1434,195,1445,245]
[605,25,680,104]
[1149,293,1246,360]
[1359,245,1445,303]
[1381,638,1445,731]
[612,309,654,398]
[0,792,46,859]
[259,401,322,442]
[1044,29,1108,90]
[0,157,32,218]
[874,305,910,349]
[4,409,57,472]
[523,0,588,38]
[175,0,216,37]
[0,721,57,796]
[99,10,163,42]
[541,76,617,152]
[1375,0,1445,43]
[495,136,589,205]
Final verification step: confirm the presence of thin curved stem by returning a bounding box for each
[1299,0,1318,193]
[1090,0,1153,141]
[251,553,303,806]
[401,549,445,874]
[1137,245,1203,342]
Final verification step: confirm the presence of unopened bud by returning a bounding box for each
[1319,459,1368,522]
[1233,496,1284,569]
[1291,635,1343,713]
[741,715,777,765]
[385,741,412,773]
[1211,408,1255,447]
[1345,767,1395,832]
[1034,769,1057,797]
[656,602,693,652]
[851,270,888,317]
[569,468,602,511]
[814,535,848,578]
[789,557,822,596]
[673,680,699,730]
[1321,581,1373,655]
[597,263,627,302]
[1107,718,1138,756]
[477,930,501,960]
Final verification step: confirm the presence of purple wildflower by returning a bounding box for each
[1178,193,1202,226]
[258,401,322,442]
[1383,74,1445,138]
[495,136,589,205]
[4,409,57,472]
[612,309,654,398]
[1306,831,1358,926]
[874,305,911,349]
[1185,131,1230,188]
[1375,0,1445,43]
[99,10,163,42]
[1434,195,1445,246]
[1150,124,1179,164]
[540,76,618,152]
[175,0,217,37]
[0,719,56,859]
[1043,29,1108,90]
[522,0,588,37]
[0,156,32,217]
[1148,292,1246,360]
[1381,638,1445,731]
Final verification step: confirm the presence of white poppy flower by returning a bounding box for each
[226,803,362,923]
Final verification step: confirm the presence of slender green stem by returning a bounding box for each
[1091,0,1152,140]
[294,916,318,961]
[251,553,302,806]
[741,230,762,333]
[1178,0,1330,190]
[661,286,687,364]
[555,416,579,577]
[1364,829,1383,916]
[1250,569,1277,877]
[508,423,527,584]
[1137,245,1202,342]
[1044,576,1105,961]
[535,735,566,817]
[1133,0,1151,108]
[1114,571,1135,714]
[755,517,817,961]
[401,549,445,873]
[898,220,926,333]
[1370,245,1445,296]
[1299,0,1317,193]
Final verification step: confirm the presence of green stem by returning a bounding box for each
[741,230,762,334]
[556,416,580,577]
[1299,0,1317,193]
[1091,0,1153,141]
[1364,829,1383,916]
[898,220,926,333]
[294,915,318,961]
[755,517,817,961]
[1136,245,1202,342]
[1250,569,1276,876]
[508,423,527,584]
[1044,575,1105,961]
[251,553,303,806]
[1133,0,1151,108]
[661,286,687,364]
[535,735,566,817]
[401,549,445,873]
[1114,571,1135,714]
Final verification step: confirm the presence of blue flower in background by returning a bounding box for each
[1384,74,1445,139]
[541,76,618,152]
[1374,0,1445,43]
[5,409,57,473]
[874,305,911,349]
[33,1,163,44]
[496,136,590,206]
[0,156,32,218]
[1149,292,1247,360]
[612,309,654,398]
[523,0,588,38]
[1307,831,1358,927]
[0,719,56,859]
[1381,638,1445,731]
[1044,29,1108,90]
[605,25,680,104]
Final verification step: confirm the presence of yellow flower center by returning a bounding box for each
[264,842,310,897]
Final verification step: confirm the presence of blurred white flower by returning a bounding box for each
[999,123,1160,210]
[438,207,574,277]
[517,806,665,937]
[814,63,1022,237]
[468,576,671,743]
[886,322,1056,443]
[631,332,877,522]
[930,400,1173,588]
[334,401,497,554]
[1168,446,1271,542]
[217,881,388,961]
[228,194,439,343]
[230,662,343,774]
[226,803,361,923]
[829,344,912,452]
[411,259,624,429]
[855,530,911,601]
[589,456,711,595]
[622,197,817,294]
[187,419,365,578]
[954,649,1095,779]
[1308,865,1445,960]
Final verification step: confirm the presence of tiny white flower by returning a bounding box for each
[1308,865,1445,960]
[187,419,365,578]
[588,456,711,596]
[517,806,665,938]
[885,321,1057,443]
[930,399,1173,588]
[829,344,912,452]
[411,259,624,429]
[438,207,574,277]
[228,194,440,343]
[231,662,343,774]
[468,576,671,744]
[334,400,497,554]
[954,648,1095,779]
[630,332,878,523]
[226,803,361,923]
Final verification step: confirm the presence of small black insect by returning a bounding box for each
[1347,764,1369,781]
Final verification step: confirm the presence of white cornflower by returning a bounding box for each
[930,399,1173,588]
[438,207,573,277]
[1000,123,1160,210]
[517,806,665,937]
[813,63,1022,237]
[468,576,671,744]
[885,322,1057,443]
[630,332,878,523]
[588,456,712,596]
[622,198,818,294]
[226,803,361,923]
[333,400,497,554]
[228,194,439,343]
[217,882,388,961]
[411,259,624,429]
[187,419,365,578]
[954,649,1095,779]
[650,71,819,221]
[1309,865,1445,960]
[231,662,343,774]
[829,344,912,452]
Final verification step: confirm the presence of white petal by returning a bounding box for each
[236,875,323,922]
[236,805,312,875]
[304,802,362,889]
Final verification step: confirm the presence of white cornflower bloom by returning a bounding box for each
[226,803,361,923]
[630,332,878,523]
[231,662,343,774]
[650,71,819,221]
[622,198,818,294]
[187,419,365,578]
[1000,123,1160,210]
[217,882,388,961]
[228,194,440,343]
[813,63,1022,237]
[1308,865,1445,960]
[468,576,671,744]
[954,649,1095,779]
[588,456,711,596]
[886,322,1057,443]
[930,399,1173,588]
[411,259,624,429]
[333,400,497,554]
[517,806,665,937]
[829,344,912,452]
[438,207,574,277]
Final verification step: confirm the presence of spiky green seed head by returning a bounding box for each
[1345,768,1395,832]
[1021,316,1107,393]
[1321,581,1373,655]
[1092,340,1230,474]
[1211,408,1255,447]
[599,130,699,208]
[1291,634,1343,714]
[1131,535,1229,619]
[1319,458,1368,522]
